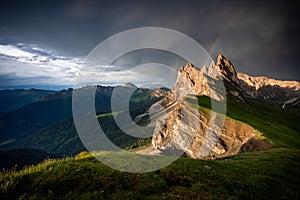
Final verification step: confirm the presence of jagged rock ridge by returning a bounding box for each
[237,73,300,107]
[146,54,298,159]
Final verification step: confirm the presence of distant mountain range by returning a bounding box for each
[0,89,56,115]
[214,54,300,108]
[0,85,166,161]
[0,54,299,169]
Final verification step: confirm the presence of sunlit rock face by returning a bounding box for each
[214,54,239,85]
[237,73,300,107]
[148,54,299,159]
[238,73,300,91]
[172,62,226,101]
[151,96,264,159]
[149,55,283,159]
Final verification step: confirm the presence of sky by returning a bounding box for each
[0,0,299,89]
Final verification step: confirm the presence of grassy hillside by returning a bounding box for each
[3,115,152,157]
[193,95,300,148]
[0,148,299,199]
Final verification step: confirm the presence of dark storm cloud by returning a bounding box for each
[111,49,187,70]
[0,0,299,88]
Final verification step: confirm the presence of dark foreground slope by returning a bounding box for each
[1,148,299,199]
[0,148,59,170]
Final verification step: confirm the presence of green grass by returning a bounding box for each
[0,148,299,199]
[191,95,300,148]
[123,138,152,151]
[95,110,125,119]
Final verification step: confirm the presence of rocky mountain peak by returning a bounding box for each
[175,63,203,97]
[173,63,224,101]
[178,63,198,79]
[124,82,138,88]
[215,54,239,85]
[147,56,277,159]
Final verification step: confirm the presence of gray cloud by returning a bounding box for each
[0,0,299,89]
[0,43,83,87]
[0,43,184,88]
[111,49,187,69]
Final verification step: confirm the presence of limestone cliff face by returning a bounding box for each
[171,63,225,101]
[214,54,239,85]
[149,54,298,159]
[150,59,269,159]
[151,96,265,159]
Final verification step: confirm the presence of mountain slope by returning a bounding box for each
[0,86,166,155]
[153,95,276,159]
[200,95,300,148]
[238,73,300,108]
[0,88,74,144]
[148,55,300,159]
[0,89,56,115]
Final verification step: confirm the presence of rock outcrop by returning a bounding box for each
[171,63,225,101]
[151,95,264,159]
[149,60,261,159]
[215,54,239,85]
[147,55,281,159]
[146,54,298,159]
